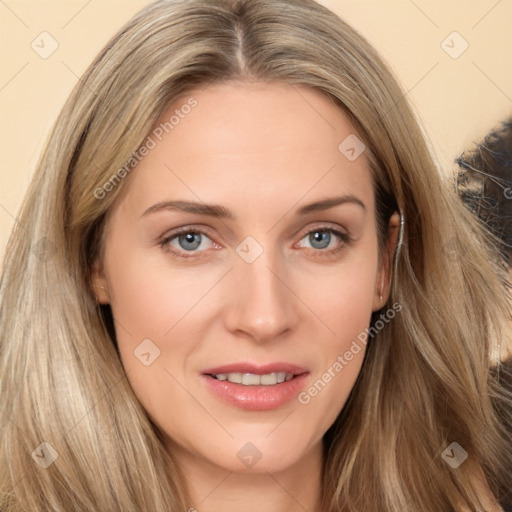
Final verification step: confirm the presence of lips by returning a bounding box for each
[202,362,308,376]
[214,372,294,385]
[201,362,309,411]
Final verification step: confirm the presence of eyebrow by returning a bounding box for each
[141,195,366,219]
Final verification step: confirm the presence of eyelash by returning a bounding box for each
[158,225,352,260]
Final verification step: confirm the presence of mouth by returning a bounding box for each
[201,362,309,410]
[207,371,296,386]
[202,362,308,384]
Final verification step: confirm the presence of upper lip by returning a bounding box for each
[202,362,309,376]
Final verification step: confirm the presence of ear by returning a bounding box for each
[91,259,110,304]
[372,211,401,311]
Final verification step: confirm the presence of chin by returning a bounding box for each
[208,431,320,474]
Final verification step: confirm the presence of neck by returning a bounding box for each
[170,441,325,512]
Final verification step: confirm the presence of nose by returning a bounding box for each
[223,247,301,343]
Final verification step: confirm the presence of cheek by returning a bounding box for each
[103,255,206,431]
[102,244,232,420]
[104,243,226,341]
[323,272,375,321]
[303,249,378,339]
[297,253,377,421]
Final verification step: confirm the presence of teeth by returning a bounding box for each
[214,372,295,385]
[260,373,278,385]
[227,372,242,384]
[242,373,261,385]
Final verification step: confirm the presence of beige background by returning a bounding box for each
[1,0,511,263]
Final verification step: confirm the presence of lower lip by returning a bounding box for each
[202,373,309,411]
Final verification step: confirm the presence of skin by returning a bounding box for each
[93,81,399,512]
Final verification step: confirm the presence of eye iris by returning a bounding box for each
[309,230,331,249]
[178,232,202,251]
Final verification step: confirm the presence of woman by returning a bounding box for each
[1,0,510,510]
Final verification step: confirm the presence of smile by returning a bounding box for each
[210,372,295,385]
[201,362,309,411]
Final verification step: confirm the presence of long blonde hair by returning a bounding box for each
[1,0,511,510]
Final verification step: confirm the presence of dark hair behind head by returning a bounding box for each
[456,119,512,267]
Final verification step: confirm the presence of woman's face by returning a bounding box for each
[93,81,396,475]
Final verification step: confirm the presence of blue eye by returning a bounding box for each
[308,230,332,249]
[160,230,215,256]
[299,228,348,251]
[177,232,202,251]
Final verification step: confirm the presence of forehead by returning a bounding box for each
[114,81,375,218]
